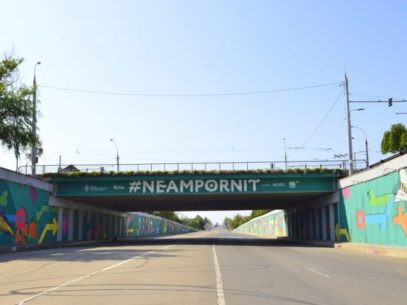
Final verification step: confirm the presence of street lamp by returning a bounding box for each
[351,125,369,169]
[110,139,120,172]
[31,61,41,176]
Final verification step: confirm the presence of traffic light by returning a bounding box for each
[388,97,393,107]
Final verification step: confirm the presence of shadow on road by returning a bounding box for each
[117,237,335,248]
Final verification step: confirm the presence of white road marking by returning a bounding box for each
[306,267,331,279]
[271,254,281,259]
[212,245,226,305]
[16,244,173,305]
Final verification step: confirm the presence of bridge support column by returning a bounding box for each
[288,214,294,238]
[78,210,84,241]
[329,204,336,242]
[314,208,321,240]
[308,210,314,239]
[321,206,327,241]
[114,216,118,237]
[68,209,74,241]
[57,207,64,242]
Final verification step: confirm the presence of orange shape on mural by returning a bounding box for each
[393,205,407,235]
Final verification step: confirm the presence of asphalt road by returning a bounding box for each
[0,230,406,305]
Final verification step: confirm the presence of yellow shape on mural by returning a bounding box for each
[335,223,351,242]
[0,215,14,237]
[0,191,8,206]
[38,218,58,244]
[368,191,390,206]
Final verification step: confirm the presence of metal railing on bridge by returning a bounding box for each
[17,159,361,176]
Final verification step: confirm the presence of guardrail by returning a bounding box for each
[15,159,366,176]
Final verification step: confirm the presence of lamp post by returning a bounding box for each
[31,61,41,176]
[110,139,120,172]
[351,125,369,169]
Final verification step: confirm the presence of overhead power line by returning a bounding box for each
[289,90,344,157]
[38,81,342,98]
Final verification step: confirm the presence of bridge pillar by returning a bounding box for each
[288,214,294,238]
[57,207,64,242]
[68,209,74,241]
[86,211,92,240]
[321,206,327,240]
[329,204,336,242]
[78,210,84,241]
[114,216,118,237]
[308,210,314,239]
[314,208,321,240]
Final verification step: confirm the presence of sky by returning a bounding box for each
[1,1,407,224]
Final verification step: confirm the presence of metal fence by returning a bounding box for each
[17,159,360,176]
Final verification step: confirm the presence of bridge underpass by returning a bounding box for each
[47,171,342,242]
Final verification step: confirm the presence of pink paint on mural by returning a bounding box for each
[342,187,350,200]
[62,216,69,235]
[29,186,38,203]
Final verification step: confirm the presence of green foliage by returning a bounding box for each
[151,211,182,224]
[43,167,344,178]
[0,55,39,163]
[180,215,212,230]
[226,209,271,230]
[381,123,407,154]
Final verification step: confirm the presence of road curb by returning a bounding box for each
[335,242,407,259]
[0,239,113,255]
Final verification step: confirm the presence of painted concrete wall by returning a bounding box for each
[0,168,195,248]
[0,173,57,245]
[126,212,197,237]
[233,210,287,238]
[338,155,407,246]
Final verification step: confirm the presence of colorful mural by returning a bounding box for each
[338,168,407,246]
[0,173,196,248]
[0,178,58,246]
[126,212,196,238]
[233,210,287,238]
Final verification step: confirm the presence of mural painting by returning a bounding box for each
[126,212,196,238]
[338,168,407,246]
[234,210,287,238]
[0,179,58,246]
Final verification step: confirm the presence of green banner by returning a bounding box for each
[53,173,337,197]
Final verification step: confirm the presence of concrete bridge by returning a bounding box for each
[48,171,341,212]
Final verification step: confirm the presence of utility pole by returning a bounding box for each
[344,74,353,176]
[283,138,288,170]
[110,139,120,172]
[31,62,41,176]
[345,75,406,176]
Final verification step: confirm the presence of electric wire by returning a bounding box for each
[289,90,344,157]
[38,81,343,97]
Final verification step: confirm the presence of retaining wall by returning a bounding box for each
[126,212,196,237]
[338,155,407,246]
[233,210,287,238]
[0,168,195,248]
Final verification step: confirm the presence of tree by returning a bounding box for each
[152,211,182,224]
[381,123,407,154]
[250,210,270,218]
[0,56,39,169]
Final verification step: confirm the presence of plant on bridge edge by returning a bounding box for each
[42,167,344,178]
